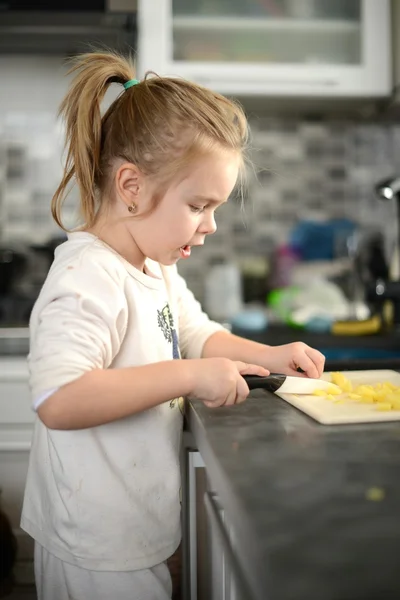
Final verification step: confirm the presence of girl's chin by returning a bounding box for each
[148,248,186,266]
[158,255,180,266]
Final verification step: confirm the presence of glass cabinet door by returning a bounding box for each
[138,0,390,97]
[172,0,361,67]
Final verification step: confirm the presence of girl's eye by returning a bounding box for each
[189,205,205,214]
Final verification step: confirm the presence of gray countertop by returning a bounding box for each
[231,324,400,350]
[187,392,400,600]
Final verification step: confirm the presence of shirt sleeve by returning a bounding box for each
[28,259,129,403]
[169,268,228,360]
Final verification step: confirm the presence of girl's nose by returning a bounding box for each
[198,212,217,235]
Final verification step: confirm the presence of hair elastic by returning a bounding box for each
[124,79,140,90]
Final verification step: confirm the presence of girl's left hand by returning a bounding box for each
[262,342,325,379]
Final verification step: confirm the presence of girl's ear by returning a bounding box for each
[115,162,144,209]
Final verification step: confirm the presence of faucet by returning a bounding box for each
[372,176,400,330]
[375,176,400,202]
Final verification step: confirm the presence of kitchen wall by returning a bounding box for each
[0,56,120,241]
[0,56,399,303]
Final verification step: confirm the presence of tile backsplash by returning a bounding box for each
[0,57,399,302]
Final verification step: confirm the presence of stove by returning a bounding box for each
[0,293,36,327]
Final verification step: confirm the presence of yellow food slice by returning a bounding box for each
[358,397,374,404]
[326,384,341,395]
[384,382,398,391]
[315,373,400,411]
[313,389,327,396]
[354,385,375,397]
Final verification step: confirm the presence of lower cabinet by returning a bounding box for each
[182,443,249,600]
[0,357,35,584]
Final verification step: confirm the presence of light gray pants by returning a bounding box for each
[34,542,172,600]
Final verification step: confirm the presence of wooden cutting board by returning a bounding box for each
[275,370,400,425]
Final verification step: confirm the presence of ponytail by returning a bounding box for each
[51,52,135,230]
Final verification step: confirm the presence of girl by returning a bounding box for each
[21,51,325,600]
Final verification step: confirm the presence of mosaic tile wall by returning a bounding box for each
[0,57,399,304]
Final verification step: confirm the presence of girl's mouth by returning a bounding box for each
[179,245,191,259]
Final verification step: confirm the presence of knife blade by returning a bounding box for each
[243,373,339,395]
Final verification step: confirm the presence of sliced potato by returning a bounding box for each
[313,389,327,396]
[326,384,342,395]
[310,373,400,411]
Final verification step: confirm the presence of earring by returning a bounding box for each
[128,203,137,213]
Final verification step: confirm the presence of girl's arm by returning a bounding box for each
[38,360,194,430]
[38,356,269,430]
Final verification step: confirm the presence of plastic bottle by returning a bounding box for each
[204,258,243,323]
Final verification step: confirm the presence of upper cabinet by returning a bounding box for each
[137,0,391,98]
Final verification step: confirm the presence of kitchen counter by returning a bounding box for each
[187,391,400,600]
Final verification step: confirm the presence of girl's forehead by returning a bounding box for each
[181,151,240,181]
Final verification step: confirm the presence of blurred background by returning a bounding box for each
[0,0,400,343]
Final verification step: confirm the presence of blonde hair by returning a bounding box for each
[51,51,248,231]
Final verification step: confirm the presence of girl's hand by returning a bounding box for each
[262,342,325,379]
[188,357,269,408]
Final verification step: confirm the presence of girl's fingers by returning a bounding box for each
[235,362,270,377]
[235,375,250,404]
[292,354,320,379]
[292,349,325,379]
[224,387,239,406]
[306,348,325,377]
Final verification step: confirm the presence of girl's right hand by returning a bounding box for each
[188,358,269,408]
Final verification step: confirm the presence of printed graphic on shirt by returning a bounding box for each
[157,304,180,359]
[157,303,184,413]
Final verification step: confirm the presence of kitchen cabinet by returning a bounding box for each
[182,442,251,600]
[392,0,400,101]
[0,357,34,584]
[137,0,391,98]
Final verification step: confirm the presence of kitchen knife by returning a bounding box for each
[243,374,340,395]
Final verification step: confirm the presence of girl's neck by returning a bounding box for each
[86,217,146,272]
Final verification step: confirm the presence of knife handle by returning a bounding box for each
[243,374,285,392]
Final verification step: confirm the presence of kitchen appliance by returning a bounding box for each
[0,236,65,326]
[243,374,339,395]
[0,245,27,296]
[0,244,36,324]
[0,0,136,55]
[274,369,400,425]
[204,258,243,323]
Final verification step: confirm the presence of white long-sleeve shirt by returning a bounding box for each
[21,232,224,571]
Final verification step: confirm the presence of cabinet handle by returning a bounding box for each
[204,492,255,600]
